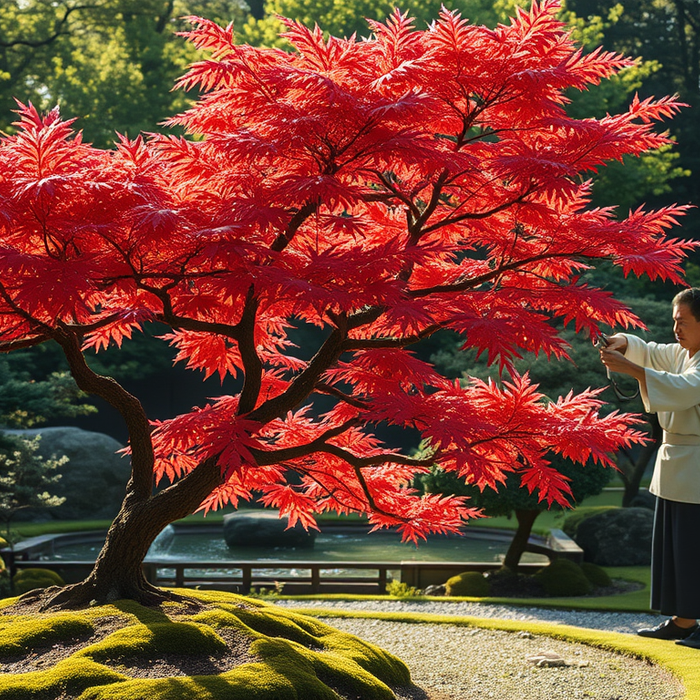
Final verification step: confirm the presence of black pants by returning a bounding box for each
[651,496,700,619]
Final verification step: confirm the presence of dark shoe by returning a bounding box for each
[637,619,698,640]
[676,628,700,648]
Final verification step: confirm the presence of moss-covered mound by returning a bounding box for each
[0,589,411,700]
[445,571,490,597]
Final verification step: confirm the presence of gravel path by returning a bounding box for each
[276,599,665,635]
[276,601,685,700]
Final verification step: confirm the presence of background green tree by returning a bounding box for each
[564,0,700,236]
[0,0,247,146]
[421,454,611,569]
[0,434,67,541]
[0,356,94,541]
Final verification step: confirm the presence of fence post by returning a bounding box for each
[242,566,252,593]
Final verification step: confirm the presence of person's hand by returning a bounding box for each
[600,346,634,374]
[599,335,645,383]
[602,334,628,353]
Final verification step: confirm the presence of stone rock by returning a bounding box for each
[574,507,653,566]
[5,427,130,521]
[422,584,446,596]
[526,651,569,667]
[223,510,317,549]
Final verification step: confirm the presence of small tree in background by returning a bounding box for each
[0,434,67,542]
[0,353,93,544]
[421,454,611,569]
[0,1,692,610]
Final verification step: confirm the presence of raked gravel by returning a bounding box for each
[276,600,685,700]
[275,599,664,635]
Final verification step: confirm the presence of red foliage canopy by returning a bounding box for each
[0,1,691,542]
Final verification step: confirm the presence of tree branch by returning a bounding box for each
[314,382,370,410]
[270,201,319,252]
[408,251,578,298]
[420,193,529,235]
[248,315,349,422]
[0,335,51,353]
[237,287,263,414]
[342,323,442,350]
[141,282,242,341]
[251,419,359,464]
[52,325,155,501]
[0,4,99,48]
[409,171,449,241]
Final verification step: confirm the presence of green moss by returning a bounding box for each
[534,559,592,597]
[445,571,490,597]
[0,657,126,700]
[78,622,228,661]
[0,590,410,700]
[0,613,93,655]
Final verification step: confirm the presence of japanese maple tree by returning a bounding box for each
[0,0,692,609]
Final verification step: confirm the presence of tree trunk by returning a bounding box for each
[29,455,223,611]
[502,509,540,571]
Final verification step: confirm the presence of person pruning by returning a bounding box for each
[600,288,700,648]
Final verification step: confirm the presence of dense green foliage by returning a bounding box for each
[579,561,612,587]
[11,568,66,595]
[565,0,700,229]
[0,357,94,429]
[0,434,67,539]
[0,0,248,147]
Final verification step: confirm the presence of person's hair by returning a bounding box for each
[673,288,700,321]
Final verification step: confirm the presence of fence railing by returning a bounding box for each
[5,526,581,594]
[10,558,549,594]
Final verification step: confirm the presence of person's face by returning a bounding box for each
[673,303,700,356]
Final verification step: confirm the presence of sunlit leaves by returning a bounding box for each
[0,1,691,541]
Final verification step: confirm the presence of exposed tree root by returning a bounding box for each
[8,578,202,614]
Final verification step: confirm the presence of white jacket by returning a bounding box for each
[623,333,700,504]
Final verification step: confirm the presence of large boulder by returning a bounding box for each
[573,507,653,566]
[5,427,130,520]
[223,510,317,549]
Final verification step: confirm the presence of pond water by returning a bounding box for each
[46,526,548,569]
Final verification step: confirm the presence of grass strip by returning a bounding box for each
[289,607,700,700]
[273,566,653,612]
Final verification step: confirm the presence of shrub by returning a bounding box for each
[561,506,618,538]
[534,558,591,597]
[445,571,490,597]
[13,567,65,595]
[386,580,421,598]
[580,562,612,588]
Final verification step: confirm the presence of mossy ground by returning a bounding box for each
[0,589,411,700]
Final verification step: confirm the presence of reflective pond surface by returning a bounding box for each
[46,526,548,566]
